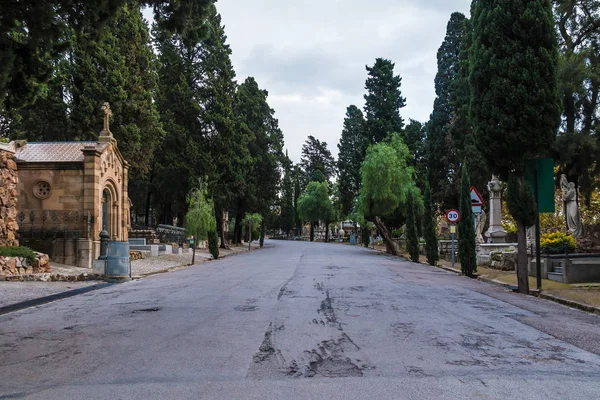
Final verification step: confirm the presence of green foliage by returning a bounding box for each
[10,2,164,181]
[423,182,439,266]
[185,179,216,241]
[458,163,476,276]
[553,0,600,204]
[296,181,333,224]
[364,58,406,144]
[301,135,336,183]
[203,5,252,229]
[0,246,37,265]
[0,0,213,112]
[208,229,219,259]
[279,155,296,234]
[294,166,303,234]
[242,213,263,238]
[337,105,367,216]
[469,0,560,178]
[359,133,415,218]
[235,77,284,221]
[405,193,420,263]
[426,12,467,209]
[540,232,577,254]
[506,176,537,228]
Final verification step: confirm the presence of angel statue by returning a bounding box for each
[560,174,583,238]
[475,209,487,244]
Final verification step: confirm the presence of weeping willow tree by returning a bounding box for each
[185,179,216,263]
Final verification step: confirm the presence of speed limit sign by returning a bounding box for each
[445,209,460,223]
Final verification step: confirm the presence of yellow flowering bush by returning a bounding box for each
[540,232,576,254]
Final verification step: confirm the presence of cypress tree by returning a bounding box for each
[405,193,420,263]
[294,166,302,236]
[458,163,476,276]
[208,229,219,259]
[364,58,406,145]
[469,0,560,292]
[337,105,366,216]
[425,13,467,209]
[423,181,439,266]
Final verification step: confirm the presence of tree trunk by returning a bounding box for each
[516,219,530,294]
[233,212,243,244]
[310,223,314,242]
[248,222,252,250]
[325,221,330,242]
[144,190,152,227]
[564,92,576,135]
[216,209,228,249]
[191,234,196,265]
[259,220,265,247]
[374,217,398,256]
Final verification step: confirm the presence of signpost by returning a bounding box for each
[470,186,485,239]
[525,158,555,291]
[446,209,460,269]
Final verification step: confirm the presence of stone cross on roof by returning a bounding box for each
[100,102,113,137]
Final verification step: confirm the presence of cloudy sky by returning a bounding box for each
[216,1,472,163]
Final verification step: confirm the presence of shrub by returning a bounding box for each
[208,229,219,259]
[540,232,576,254]
[391,228,404,238]
[0,246,37,265]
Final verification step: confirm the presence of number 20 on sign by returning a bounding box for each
[445,209,460,223]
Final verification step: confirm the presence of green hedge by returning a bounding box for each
[0,246,37,264]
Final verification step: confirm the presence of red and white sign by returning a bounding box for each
[470,186,484,206]
[445,209,460,223]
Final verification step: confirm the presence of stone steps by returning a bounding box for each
[547,272,564,283]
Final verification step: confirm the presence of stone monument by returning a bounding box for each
[485,176,508,243]
[561,174,583,238]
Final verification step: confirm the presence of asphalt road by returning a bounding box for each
[1,240,600,400]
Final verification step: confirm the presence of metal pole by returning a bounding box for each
[451,228,455,270]
[535,164,542,291]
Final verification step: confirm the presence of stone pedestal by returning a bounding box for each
[485,176,508,243]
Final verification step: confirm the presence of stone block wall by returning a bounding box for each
[0,150,19,246]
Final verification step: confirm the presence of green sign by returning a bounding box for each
[525,158,555,213]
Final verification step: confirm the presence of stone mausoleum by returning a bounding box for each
[10,103,130,268]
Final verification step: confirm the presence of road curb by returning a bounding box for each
[534,292,600,315]
[0,283,113,316]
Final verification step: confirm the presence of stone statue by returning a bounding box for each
[560,174,583,238]
[475,209,486,244]
[101,102,113,136]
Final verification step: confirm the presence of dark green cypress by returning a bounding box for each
[423,181,439,266]
[405,193,420,263]
[208,229,219,260]
[469,0,560,292]
[458,163,476,276]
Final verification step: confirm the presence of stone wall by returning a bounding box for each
[0,252,50,275]
[0,150,19,246]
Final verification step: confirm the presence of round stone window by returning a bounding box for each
[33,181,52,199]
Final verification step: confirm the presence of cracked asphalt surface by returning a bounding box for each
[1,240,600,399]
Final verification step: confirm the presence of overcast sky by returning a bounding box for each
[161,1,473,163]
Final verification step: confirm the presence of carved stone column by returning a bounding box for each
[485,176,508,243]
